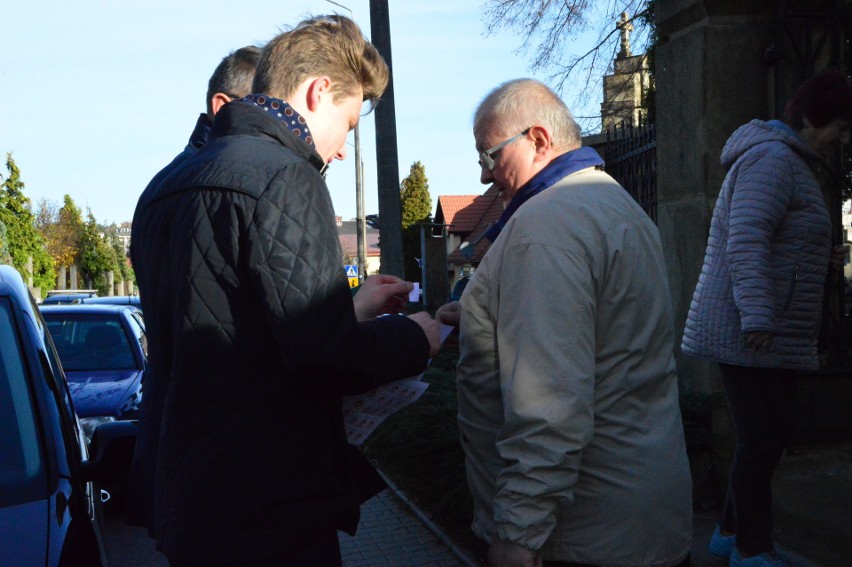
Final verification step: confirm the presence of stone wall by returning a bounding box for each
[656,0,777,394]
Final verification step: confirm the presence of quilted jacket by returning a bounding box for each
[126,112,211,534]
[130,101,430,563]
[681,119,831,369]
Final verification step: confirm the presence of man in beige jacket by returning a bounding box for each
[438,79,692,567]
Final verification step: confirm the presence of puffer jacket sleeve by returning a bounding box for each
[245,160,430,396]
[727,147,795,333]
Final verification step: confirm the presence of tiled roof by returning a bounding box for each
[435,195,481,233]
[445,185,504,263]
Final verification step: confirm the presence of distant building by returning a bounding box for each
[115,226,132,255]
[600,12,650,130]
[434,188,504,287]
[336,217,381,276]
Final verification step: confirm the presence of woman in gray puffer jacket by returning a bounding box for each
[682,69,852,567]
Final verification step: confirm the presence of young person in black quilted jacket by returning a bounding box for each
[131,15,440,567]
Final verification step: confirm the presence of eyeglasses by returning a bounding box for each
[478,128,531,170]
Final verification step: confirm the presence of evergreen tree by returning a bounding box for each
[78,211,117,294]
[0,153,56,292]
[103,223,134,283]
[0,221,13,265]
[399,161,433,282]
[400,161,432,229]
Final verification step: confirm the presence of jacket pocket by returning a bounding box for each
[783,264,800,311]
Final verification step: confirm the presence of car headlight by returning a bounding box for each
[80,416,116,444]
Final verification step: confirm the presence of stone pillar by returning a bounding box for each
[601,54,650,129]
[25,256,33,287]
[126,281,134,296]
[107,271,115,296]
[58,266,67,290]
[69,265,78,290]
[656,0,775,395]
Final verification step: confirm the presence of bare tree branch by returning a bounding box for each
[482,0,651,131]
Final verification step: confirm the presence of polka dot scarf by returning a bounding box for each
[241,94,315,149]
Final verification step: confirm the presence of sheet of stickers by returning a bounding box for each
[343,323,454,445]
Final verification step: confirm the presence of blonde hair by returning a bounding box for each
[474,79,581,151]
[253,15,388,107]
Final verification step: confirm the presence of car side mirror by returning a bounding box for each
[80,420,138,483]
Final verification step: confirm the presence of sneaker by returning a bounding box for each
[709,525,736,559]
[730,548,789,567]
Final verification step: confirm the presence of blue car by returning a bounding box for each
[80,295,142,308]
[0,264,137,566]
[41,291,97,305]
[39,304,147,443]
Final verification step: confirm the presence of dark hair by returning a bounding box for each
[785,68,852,129]
[206,46,262,115]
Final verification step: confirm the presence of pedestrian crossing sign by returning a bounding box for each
[345,265,359,288]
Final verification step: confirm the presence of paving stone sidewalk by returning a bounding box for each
[339,488,476,567]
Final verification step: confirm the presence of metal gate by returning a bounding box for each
[604,122,657,223]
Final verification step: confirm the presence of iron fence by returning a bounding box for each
[604,121,657,223]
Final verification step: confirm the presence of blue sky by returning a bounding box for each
[0,1,608,225]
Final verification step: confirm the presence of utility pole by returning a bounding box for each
[369,0,404,277]
[326,0,367,281]
[355,126,366,280]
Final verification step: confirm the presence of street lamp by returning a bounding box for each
[327,0,367,282]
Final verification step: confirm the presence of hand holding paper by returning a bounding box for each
[435,301,461,327]
[353,274,412,321]
[407,311,440,357]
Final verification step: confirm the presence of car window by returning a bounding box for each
[42,313,139,372]
[129,312,148,358]
[0,298,46,507]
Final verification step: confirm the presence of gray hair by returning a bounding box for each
[206,45,262,115]
[473,79,581,152]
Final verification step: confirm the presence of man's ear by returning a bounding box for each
[306,76,332,112]
[210,92,233,116]
[529,125,553,161]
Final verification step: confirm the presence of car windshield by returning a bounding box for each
[0,297,46,505]
[42,313,138,372]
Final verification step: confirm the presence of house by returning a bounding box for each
[336,217,381,277]
[433,186,504,287]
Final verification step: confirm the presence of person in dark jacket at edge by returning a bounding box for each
[130,14,440,567]
[126,43,261,537]
[142,45,262,195]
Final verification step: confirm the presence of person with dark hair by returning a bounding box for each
[130,15,440,566]
[682,68,852,567]
[125,44,261,537]
[205,45,261,117]
[141,45,262,196]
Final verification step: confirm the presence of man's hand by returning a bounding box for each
[435,301,461,327]
[487,540,542,567]
[353,274,412,321]
[407,311,440,357]
[744,331,774,352]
